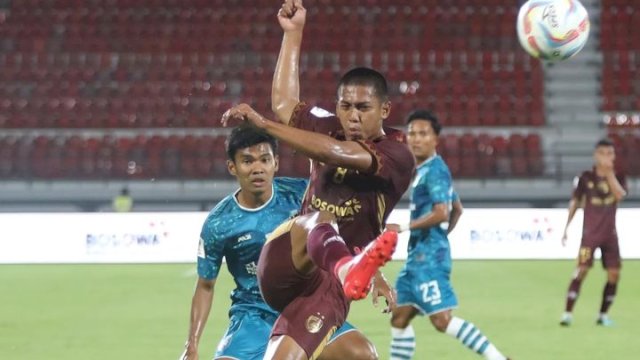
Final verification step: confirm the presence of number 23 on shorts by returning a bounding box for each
[420,280,442,306]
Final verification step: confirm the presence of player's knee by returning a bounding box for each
[390,312,411,329]
[296,211,337,231]
[315,210,337,224]
[429,313,451,332]
[431,317,449,332]
[607,269,620,283]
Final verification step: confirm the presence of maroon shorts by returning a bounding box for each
[257,224,350,359]
[578,236,621,269]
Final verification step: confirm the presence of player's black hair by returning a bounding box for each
[337,67,389,101]
[225,123,278,161]
[406,109,442,136]
[595,138,615,148]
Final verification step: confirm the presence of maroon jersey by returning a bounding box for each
[290,102,415,251]
[572,169,626,241]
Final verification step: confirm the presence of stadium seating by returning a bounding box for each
[608,131,640,176]
[0,133,542,179]
[600,2,640,116]
[0,1,547,179]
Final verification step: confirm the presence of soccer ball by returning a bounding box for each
[516,0,590,62]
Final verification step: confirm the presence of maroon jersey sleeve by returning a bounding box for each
[356,129,415,194]
[289,102,341,135]
[571,172,588,200]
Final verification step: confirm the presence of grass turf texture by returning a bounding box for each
[1,260,638,359]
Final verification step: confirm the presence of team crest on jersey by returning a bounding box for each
[245,261,258,275]
[597,181,610,194]
[305,313,325,334]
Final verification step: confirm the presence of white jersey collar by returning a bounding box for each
[417,153,438,170]
[232,184,275,212]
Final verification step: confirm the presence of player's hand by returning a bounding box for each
[601,158,615,175]
[561,231,568,247]
[178,346,198,360]
[370,271,396,314]
[221,104,269,129]
[278,0,306,32]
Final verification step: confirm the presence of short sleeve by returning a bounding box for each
[571,174,586,199]
[452,190,460,202]
[289,102,341,135]
[196,219,224,280]
[357,136,415,190]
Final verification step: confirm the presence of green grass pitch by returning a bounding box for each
[2,260,639,359]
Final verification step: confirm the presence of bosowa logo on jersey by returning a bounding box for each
[309,195,361,218]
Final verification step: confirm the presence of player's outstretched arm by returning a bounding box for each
[447,199,463,234]
[222,104,374,173]
[179,278,216,360]
[272,0,306,125]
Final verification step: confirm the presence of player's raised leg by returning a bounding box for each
[304,212,398,301]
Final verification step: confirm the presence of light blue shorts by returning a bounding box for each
[395,267,458,316]
[215,310,356,359]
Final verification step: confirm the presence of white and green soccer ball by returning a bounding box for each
[516,0,590,62]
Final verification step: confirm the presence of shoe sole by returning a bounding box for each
[343,231,397,300]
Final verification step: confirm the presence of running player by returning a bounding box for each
[221,1,415,358]
[389,110,511,360]
[178,124,375,360]
[560,138,627,327]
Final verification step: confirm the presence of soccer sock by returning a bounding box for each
[565,278,583,312]
[599,282,617,314]
[390,325,416,360]
[445,317,507,360]
[306,222,351,273]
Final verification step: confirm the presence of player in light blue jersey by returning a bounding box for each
[388,110,510,360]
[179,124,376,360]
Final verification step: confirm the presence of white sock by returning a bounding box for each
[445,316,507,360]
[390,325,416,360]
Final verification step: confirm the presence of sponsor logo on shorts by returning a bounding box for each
[305,313,325,334]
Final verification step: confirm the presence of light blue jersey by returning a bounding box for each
[197,177,355,359]
[198,177,307,316]
[396,155,459,315]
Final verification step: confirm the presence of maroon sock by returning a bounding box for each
[600,282,617,314]
[306,223,351,272]
[565,278,583,312]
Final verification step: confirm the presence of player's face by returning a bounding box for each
[406,119,438,161]
[593,145,615,168]
[228,142,279,196]
[335,84,390,141]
